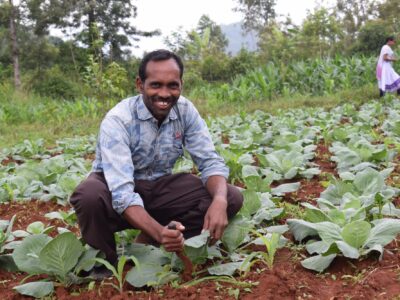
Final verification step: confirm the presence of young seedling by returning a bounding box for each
[241,230,281,272]
[94,255,139,293]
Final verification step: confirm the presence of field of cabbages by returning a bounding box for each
[2,98,400,299]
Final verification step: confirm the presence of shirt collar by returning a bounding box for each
[137,95,179,122]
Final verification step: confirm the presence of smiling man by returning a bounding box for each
[70,49,243,278]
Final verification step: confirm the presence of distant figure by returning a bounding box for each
[376,36,400,97]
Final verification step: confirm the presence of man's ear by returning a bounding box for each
[135,77,144,93]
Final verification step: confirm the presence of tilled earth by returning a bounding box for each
[1,142,400,299]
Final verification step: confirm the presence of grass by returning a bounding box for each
[0,83,378,148]
[192,83,378,117]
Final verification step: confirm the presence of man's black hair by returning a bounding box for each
[386,36,395,44]
[138,49,184,81]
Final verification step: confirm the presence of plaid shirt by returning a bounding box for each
[92,95,229,214]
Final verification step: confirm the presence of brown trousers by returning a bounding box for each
[70,172,243,264]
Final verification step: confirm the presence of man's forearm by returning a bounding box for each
[206,175,228,202]
[123,205,163,243]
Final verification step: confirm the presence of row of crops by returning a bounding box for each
[190,55,377,104]
[0,55,377,128]
[1,97,400,297]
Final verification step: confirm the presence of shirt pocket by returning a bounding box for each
[168,139,184,166]
[158,136,184,169]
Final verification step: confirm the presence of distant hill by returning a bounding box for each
[220,22,258,55]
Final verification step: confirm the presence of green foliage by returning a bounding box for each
[353,20,391,55]
[0,215,16,253]
[233,0,277,32]
[227,49,258,79]
[83,55,129,103]
[200,54,229,81]
[249,230,281,269]
[29,66,80,100]
[94,255,139,293]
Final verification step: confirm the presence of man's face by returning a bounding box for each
[136,58,182,124]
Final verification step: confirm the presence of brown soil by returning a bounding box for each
[1,141,400,299]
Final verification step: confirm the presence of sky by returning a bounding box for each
[131,0,320,56]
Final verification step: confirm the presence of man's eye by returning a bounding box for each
[150,83,160,88]
[168,83,180,89]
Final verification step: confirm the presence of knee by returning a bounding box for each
[70,177,106,213]
[227,185,244,218]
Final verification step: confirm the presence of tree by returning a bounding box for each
[299,8,343,58]
[196,15,228,52]
[0,0,74,88]
[0,0,21,87]
[67,0,159,61]
[233,0,276,32]
[164,15,228,61]
[353,19,390,54]
[164,15,230,82]
[378,0,400,33]
[257,17,299,63]
[334,0,377,50]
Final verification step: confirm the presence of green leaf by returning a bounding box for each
[302,203,330,223]
[13,281,54,298]
[208,262,243,276]
[271,182,300,196]
[341,220,371,249]
[39,232,84,280]
[287,219,318,242]
[125,263,164,287]
[184,243,208,265]
[75,246,100,273]
[314,222,342,244]
[12,234,52,274]
[327,209,346,227]
[301,254,336,272]
[184,230,210,248]
[305,240,331,255]
[335,241,360,259]
[222,215,252,252]
[240,190,261,217]
[27,221,45,234]
[0,254,19,272]
[242,165,259,178]
[363,219,400,248]
[125,244,168,265]
[353,168,384,195]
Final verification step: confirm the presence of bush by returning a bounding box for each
[29,66,80,100]
[83,56,130,103]
[227,49,259,79]
[352,20,391,55]
[200,54,229,82]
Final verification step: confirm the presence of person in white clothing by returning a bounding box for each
[376,36,400,97]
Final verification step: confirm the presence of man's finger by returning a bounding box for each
[203,216,210,231]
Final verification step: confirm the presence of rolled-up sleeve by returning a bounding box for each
[182,103,229,183]
[98,116,143,214]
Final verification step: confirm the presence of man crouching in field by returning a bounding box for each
[70,49,243,279]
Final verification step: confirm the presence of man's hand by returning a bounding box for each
[124,206,185,251]
[161,221,185,252]
[204,175,229,244]
[203,197,228,244]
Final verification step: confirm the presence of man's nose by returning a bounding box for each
[158,86,171,98]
